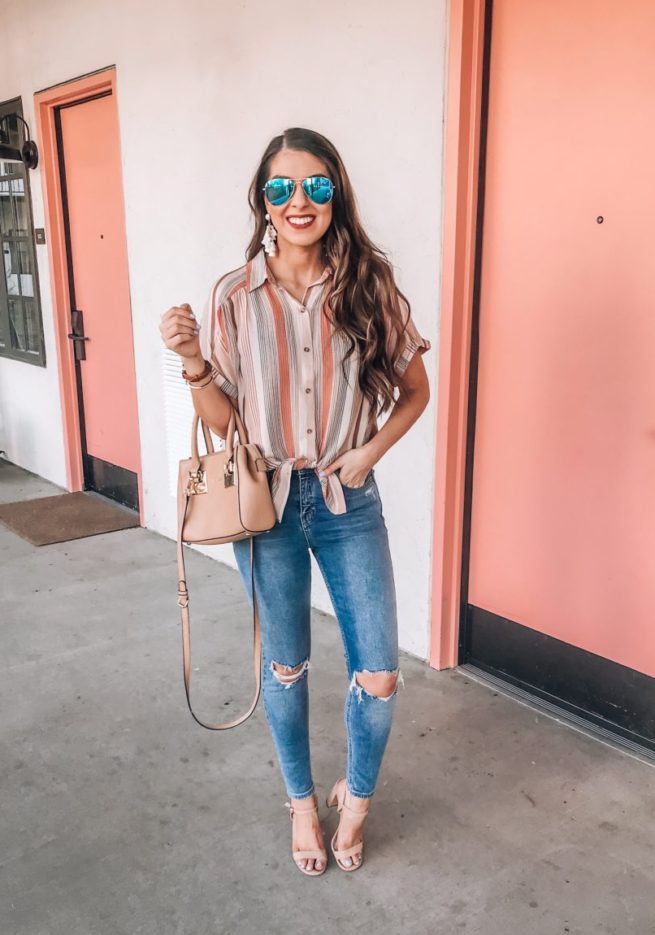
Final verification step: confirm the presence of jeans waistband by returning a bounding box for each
[266,466,322,475]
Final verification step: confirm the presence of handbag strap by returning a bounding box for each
[176,491,262,730]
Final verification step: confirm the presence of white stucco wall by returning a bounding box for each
[0,0,447,659]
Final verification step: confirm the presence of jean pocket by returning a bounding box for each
[338,468,375,490]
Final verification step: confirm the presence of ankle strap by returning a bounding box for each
[339,799,370,816]
[285,801,318,817]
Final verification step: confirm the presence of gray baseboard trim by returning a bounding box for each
[458,663,655,769]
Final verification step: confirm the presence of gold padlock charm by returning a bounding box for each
[185,468,207,496]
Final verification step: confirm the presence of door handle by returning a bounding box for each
[67,308,90,361]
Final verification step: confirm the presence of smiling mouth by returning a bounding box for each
[286,215,316,228]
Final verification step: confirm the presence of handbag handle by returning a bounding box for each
[189,404,249,470]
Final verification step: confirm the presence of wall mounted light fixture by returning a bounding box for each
[0,113,39,169]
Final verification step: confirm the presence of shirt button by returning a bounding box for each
[300,307,307,313]
[307,428,313,434]
[304,347,310,352]
[305,388,311,394]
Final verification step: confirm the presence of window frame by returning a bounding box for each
[0,96,46,366]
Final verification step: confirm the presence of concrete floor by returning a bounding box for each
[1,458,653,935]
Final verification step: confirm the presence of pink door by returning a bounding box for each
[57,92,140,510]
[463,0,655,749]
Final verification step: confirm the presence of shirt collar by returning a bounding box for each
[246,247,332,293]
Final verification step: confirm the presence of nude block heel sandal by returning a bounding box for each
[286,800,328,877]
[326,777,370,872]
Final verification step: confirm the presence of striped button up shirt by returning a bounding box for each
[199,248,430,523]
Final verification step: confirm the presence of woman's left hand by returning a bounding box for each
[322,447,377,488]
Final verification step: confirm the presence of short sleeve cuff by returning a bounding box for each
[214,375,238,400]
[395,333,431,376]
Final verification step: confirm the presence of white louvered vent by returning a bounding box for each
[161,348,225,498]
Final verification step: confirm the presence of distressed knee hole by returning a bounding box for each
[270,658,310,687]
[349,668,404,703]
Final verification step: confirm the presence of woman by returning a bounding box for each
[160,127,431,876]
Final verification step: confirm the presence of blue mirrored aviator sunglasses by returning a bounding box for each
[262,175,335,207]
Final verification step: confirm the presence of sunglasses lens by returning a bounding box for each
[264,179,294,205]
[302,176,334,205]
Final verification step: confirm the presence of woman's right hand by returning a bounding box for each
[159,303,201,360]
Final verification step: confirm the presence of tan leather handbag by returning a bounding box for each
[176,403,276,730]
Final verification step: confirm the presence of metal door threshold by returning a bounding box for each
[458,663,655,769]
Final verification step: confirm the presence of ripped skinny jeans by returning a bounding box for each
[233,467,401,800]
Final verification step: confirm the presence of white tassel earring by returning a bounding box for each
[262,213,278,257]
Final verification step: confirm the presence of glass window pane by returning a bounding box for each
[12,174,28,236]
[0,98,45,365]
[0,160,18,178]
[23,298,39,353]
[0,179,13,232]
[17,241,33,297]
[4,241,19,295]
[4,112,20,146]
[8,297,26,351]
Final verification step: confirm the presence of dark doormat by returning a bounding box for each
[0,491,140,546]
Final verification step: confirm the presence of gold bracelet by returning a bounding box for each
[188,374,214,390]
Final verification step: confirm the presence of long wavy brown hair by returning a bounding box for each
[246,127,412,415]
